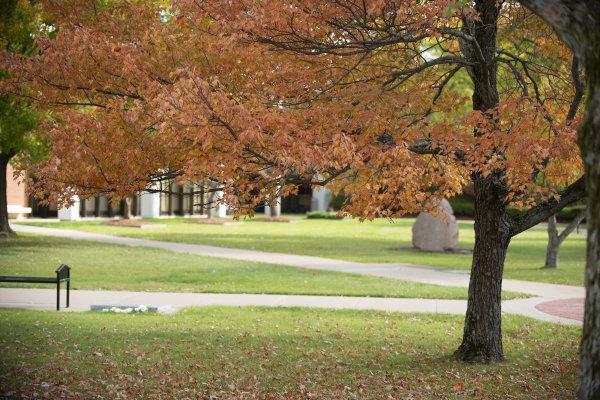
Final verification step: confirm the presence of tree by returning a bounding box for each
[0,0,43,236]
[517,1,600,398]
[544,55,586,270]
[121,196,133,219]
[545,209,586,269]
[1,0,585,364]
[204,0,586,363]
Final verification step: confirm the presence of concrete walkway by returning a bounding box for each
[4,223,585,325]
[0,288,581,325]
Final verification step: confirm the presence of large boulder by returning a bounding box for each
[412,199,459,252]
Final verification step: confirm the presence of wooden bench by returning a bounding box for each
[0,264,71,310]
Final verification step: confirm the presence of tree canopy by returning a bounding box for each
[0,0,593,370]
[0,0,43,160]
[0,0,44,236]
[1,0,583,215]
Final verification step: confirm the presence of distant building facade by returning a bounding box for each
[6,164,33,219]
[6,169,332,220]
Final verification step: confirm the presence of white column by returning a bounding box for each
[214,190,227,218]
[310,187,332,211]
[264,186,281,217]
[58,196,80,221]
[264,201,281,217]
[140,187,161,218]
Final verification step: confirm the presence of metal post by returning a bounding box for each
[56,281,60,311]
[66,280,70,308]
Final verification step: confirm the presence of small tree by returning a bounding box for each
[542,55,586,269]
[544,209,586,269]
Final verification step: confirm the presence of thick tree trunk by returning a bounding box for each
[545,215,560,269]
[455,0,506,363]
[0,153,15,237]
[577,35,600,400]
[454,176,511,362]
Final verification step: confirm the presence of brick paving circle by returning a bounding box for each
[535,298,584,322]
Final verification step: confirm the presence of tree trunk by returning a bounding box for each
[122,196,133,219]
[577,31,600,400]
[0,153,15,237]
[545,211,586,269]
[454,176,511,363]
[545,215,560,269]
[454,0,506,363]
[486,0,599,389]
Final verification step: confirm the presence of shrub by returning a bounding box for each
[306,211,344,220]
[448,198,475,218]
[556,204,586,221]
[329,190,347,211]
[449,197,585,221]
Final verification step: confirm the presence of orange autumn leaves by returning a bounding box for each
[0,0,583,216]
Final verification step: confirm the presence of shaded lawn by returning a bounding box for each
[0,234,499,300]
[0,307,580,400]
[22,217,586,285]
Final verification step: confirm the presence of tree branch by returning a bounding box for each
[509,176,586,237]
[566,55,584,121]
[384,56,473,88]
[517,0,600,63]
[558,208,586,243]
[407,138,466,160]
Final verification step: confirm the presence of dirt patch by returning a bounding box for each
[104,219,165,229]
[391,246,473,254]
[194,218,243,226]
[251,217,301,223]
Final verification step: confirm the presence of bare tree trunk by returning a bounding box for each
[122,197,133,219]
[545,215,560,269]
[0,153,15,237]
[545,211,586,269]
[578,68,600,400]
[577,44,600,400]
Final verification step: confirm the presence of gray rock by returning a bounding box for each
[412,199,459,252]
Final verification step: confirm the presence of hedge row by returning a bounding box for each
[306,211,345,220]
[449,198,586,221]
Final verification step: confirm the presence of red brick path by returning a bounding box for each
[535,298,584,322]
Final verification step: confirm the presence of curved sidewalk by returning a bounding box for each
[6,223,585,325]
[0,288,581,325]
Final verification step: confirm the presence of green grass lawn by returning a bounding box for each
[0,234,500,300]
[21,216,586,285]
[0,307,580,399]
